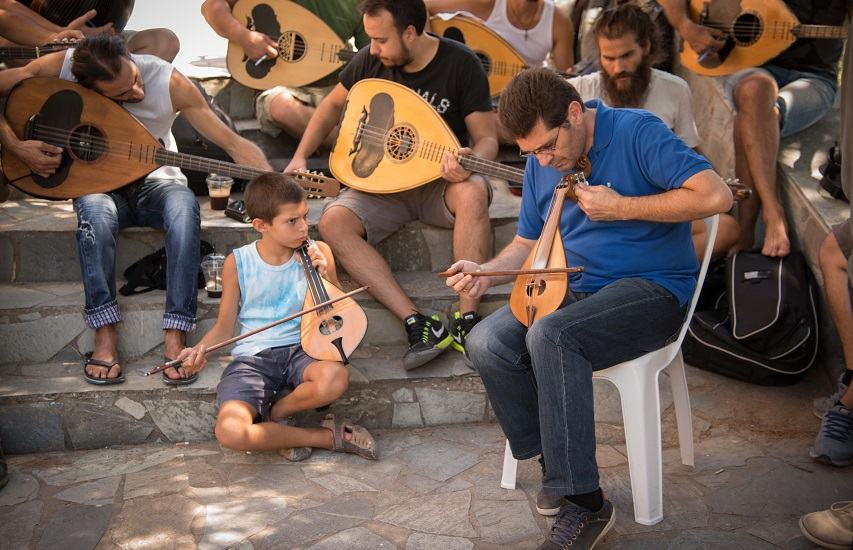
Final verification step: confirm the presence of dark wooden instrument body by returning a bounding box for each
[31,0,135,31]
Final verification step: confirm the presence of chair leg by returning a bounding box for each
[668,352,695,467]
[500,439,518,490]
[616,368,664,526]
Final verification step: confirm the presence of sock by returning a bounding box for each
[842,369,853,386]
[567,488,604,512]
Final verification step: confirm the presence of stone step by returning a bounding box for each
[0,186,520,284]
[0,273,513,365]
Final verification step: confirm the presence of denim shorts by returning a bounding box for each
[723,65,838,138]
[216,344,314,421]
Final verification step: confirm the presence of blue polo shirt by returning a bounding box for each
[517,100,712,305]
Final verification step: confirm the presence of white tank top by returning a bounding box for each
[485,0,554,67]
[231,241,307,357]
[59,50,186,183]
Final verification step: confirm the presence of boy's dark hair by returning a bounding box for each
[71,34,131,90]
[498,68,584,140]
[359,0,427,35]
[593,1,662,66]
[244,173,306,222]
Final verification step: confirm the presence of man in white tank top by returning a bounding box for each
[0,34,272,386]
[425,0,575,72]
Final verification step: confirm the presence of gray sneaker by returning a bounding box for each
[810,404,853,467]
[814,371,850,419]
[403,314,453,370]
[537,500,615,550]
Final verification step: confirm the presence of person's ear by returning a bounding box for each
[252,218,267,233]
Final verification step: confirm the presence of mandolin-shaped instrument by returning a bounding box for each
[509,171,586,327]
[679,0,848,76]
[297,240,367,364]
[330,79,525,194]
[2,77,341,200]
[226,0,357,90]
[429,14,528,97]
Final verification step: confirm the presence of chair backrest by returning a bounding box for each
[672,214,719,347]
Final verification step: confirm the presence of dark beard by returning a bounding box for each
[600,61,652,108]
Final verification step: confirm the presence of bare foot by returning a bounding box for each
[761,219,790,257]
[87,325,122,380]
[163,329,191,380]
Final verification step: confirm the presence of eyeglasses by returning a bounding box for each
[519,121,570,159]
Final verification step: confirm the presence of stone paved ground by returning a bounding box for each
[2,365,853,550]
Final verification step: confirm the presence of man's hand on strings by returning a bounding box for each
[14,140,62,177]
[574,184,625,221]
[441,149,473,183]
[240,30,277,62]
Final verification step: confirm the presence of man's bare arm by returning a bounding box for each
[170,70,271,170]
[423,0,492,19]
[661,0,725,54]
[201,0,276,61]
[551,6,574,72]
[285,83,349,172]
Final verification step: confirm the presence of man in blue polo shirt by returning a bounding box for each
[445,68,732,549]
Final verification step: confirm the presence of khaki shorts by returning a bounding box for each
[256,84,336,137]
[323,178,493,245]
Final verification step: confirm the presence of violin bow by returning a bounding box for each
[143,286,369,376]
[437,267,584,278]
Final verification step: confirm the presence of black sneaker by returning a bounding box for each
[537,500,615,550]
[536,455,568,516]
[403,313,453,370]
[450,311,482,355]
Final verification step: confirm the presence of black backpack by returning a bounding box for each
[682,250,819,386]
[119,241,215,296]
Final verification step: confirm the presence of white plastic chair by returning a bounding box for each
[500,215,719,526]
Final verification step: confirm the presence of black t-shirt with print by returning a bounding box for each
[768,0,851,80]
[339,35,492,144]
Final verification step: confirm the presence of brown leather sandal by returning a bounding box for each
[82,352,125,385]
[320,413,378,460]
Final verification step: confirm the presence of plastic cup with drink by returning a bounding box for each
[207,174,233,211]
[201,253,226,298]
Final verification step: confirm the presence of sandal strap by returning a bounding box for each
[85,356,118,368]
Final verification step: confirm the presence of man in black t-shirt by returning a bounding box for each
[664,0,852,258]
[285,0,498,370]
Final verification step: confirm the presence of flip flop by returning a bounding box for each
[82,352,125,385]
[320,413,378,460]
[161,357,198,386]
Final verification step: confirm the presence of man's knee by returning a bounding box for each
[733,74,778,110]
[446,178,489,215]
[164,186,201,223]
[268,92,302,124]
[75,195,118,239]
[318,206,364,242]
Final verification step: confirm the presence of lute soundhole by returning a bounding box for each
[732,12,763,46]
[385,125,417,162]
[68,125,106,163]
[320,315,344,335]
[279,31,307,62]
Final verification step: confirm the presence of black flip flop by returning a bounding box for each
[161,358,198,386]
[82,352,126,385]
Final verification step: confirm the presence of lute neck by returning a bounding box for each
[458,155,525,184]
[0,43,70,59]
[792,24,848,39]
[154,149,266,181]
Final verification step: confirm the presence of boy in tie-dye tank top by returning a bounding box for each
[175,174,377,461]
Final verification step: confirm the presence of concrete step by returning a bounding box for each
[0,273,513,365]
[0,185,520,284]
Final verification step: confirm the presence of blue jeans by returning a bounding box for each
[724,65,838,138]
[73,178,200,331]
[468,278,685,496]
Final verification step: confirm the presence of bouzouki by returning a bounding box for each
[226,0,357,90]
[680,0,848,76]
[2,77,341,200]
[429,14,528,97]
[330,79,525,194]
